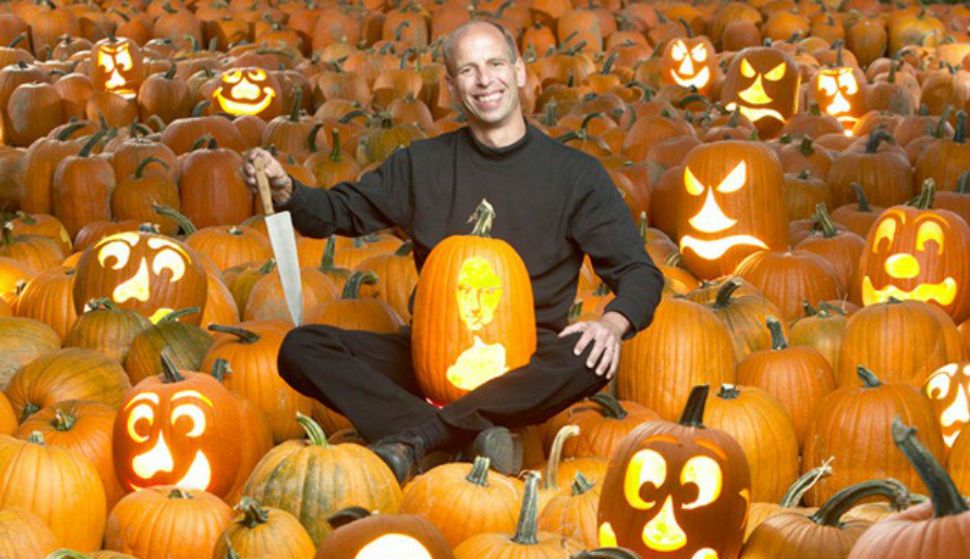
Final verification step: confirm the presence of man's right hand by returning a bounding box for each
[242,148,294,206]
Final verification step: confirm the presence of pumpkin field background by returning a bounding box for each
[0,0,969,556]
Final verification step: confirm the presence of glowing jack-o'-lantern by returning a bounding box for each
[73,227,208,325]
[924,362,970,448]
[721,47,800,139]
[113,354,247,497]
[809,66,866,134]
[212,67,282,119]
[316,508,454,559]
[662,37,720,97]
[412,199,537,404]
[857,181,970,323]
[676,141,788,279]
[598,385,750,559]
[90,37,144,99]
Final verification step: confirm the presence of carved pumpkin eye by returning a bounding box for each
[671,41,687,61]
[926,365,956,400]
[837,71,858,94]
[872,218,897,252]
[691,44,708,62]
[684,167,705,196]
[127,403,154,443]
[716,162,746,193]
[247,69,267,81]
[916,220,944,254]
[224,70,243,84]
[624,449,666,510]
[740,58,755,78]
[113,46,133,71]
[819,74,838,96]
[680,455,722,509]
[171,404,206,437]
[764,62,787,82]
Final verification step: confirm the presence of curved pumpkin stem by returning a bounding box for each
[590,393,628,419]
[296,411,329,447]
[326,506,372,530]
[954,110,967,144]
[210,357,231,382]
[329,127,343,162]
[52,406,77,432]
[713,278,744,309]
[910,178,936,210]
[857,365,882,388]
[394,240,414,257]
[236,496,270,528]
[79,129,107,157]
[135,156,170,180]
[153,204,196,235]
[850,183,872,212]
[545,424,580,492]
[780,457,834,507]
[865,129,894,154]
[160,349,186,383]
[511,471,541,545]
[208,324,261,344]
[158,307,200,323]
[168,488,194,499]
[468,198,496,237]
[809,479,913,527]
[571,471,595,496]
[799,135,815,156]
[892,417,968,517]
[466,455,491,487]
[341,270,377,299]
[678,385,710,427]
[766,317,789,350]
[814,203,839,239]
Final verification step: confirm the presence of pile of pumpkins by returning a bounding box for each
[0,0,968,556]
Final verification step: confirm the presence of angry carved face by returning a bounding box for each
[721,47,800,138]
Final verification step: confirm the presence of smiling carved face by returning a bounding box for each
[662,38,718,96]
[212,67,281,118]
[924,362,970,448]
[721,47,800,138]
[810,67,866,133]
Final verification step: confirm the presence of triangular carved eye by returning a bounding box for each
[716,162,746,193]
[672,40,687,61]
[764,62,787,81]
[691,44,708,62]
[684,166,705,196]
[740,58,755,78]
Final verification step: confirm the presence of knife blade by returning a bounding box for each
[254,157,303,326]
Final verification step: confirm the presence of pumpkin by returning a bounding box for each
[103,486,233,559]
[212,497,315,559]
[0,508,58,559]
[676,141,788,280]
[808,58,867,134]
[827,131,914,208]
[661,35,720,97]
[242,413,402,545]
[62,298,151,364]
[0,391,14,434]
[744,462,832,542]
[915,110,970,193]
[111,161,181,237]
[699,278,789,363]
[597,385,750,559]
[846,419,970,559]
[12,264,77,341]
[733,249,843,323]
[186,224,272,273]
[51,130,115,240]
[353,241,419,323]
[123,307,213,384]
[0,224,66,275]
[89,36,144,99]
[544,393,660,460]
[304,271,405,333]
[797,203,866,294]
[0,316,60,387]
[73,226,208,325]
[802,366,945,506]
[243,263,339,324]
[314,507,454,559]
[721,47,801,138]
[0,432,106,551]
[210,67,282,119]
[924,361,970,448]
[412,200,536,404]
[177,138,254,229]
[538,472,602,549]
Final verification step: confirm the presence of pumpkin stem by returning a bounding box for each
[809,479,914,527]
[341,270,376,299]
[545,425,580,491]
[571,471,595,496]
[208,324,261,344]
[717,383,741,400]
[677,17,694,37]
[210,357,231,382]
[27,430,45,445]
[55,122,88,141]
[192,100,211,117]
[857,365,882,388]
[153,204,196,235]
[511,471,541,545]
[954,111,968,144]
[135,156,170,180]
[568,300,584,321]
[468,198,496,237]
[326,506,372,530]
[590,393,628,419]
[892,417,968,517]
[850,183,872,212]
[933,105,952,139]
[329,128,343,162]
[678,385,709,428]
[160,349,186,383]
[159,307,200,323]
[957,171,970,194]
[909,178,936,209]
[53,407,76,431]
[814,203,839,238]
[865,130,893,154]
[79,129,107,157]
[765,317,788,350]
[713,278,743,309]
[779,457,834,507]
[296,411,329,447]
[237,496,270,528]
[466,455,491,486]
[394,240,414,257]
[168,488,194,499]
[46,551,94,559]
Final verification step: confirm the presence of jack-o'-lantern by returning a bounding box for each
[857,180,970,323]
[315,507,454,559]
[676,141,788,279]
[661,37,720,97]
[113,353,245,497]
[73,226,208,325]
[809,66,866,135]
[90,36,145,100]
[598,385,751,559]
[412,199,537,404]
[924,362,970,448]
[721,47,800,139]
[211,67,283,119]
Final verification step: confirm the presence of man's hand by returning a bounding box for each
[558,311,631,379]
[242,148,294,206]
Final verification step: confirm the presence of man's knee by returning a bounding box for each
[277,324,345,387]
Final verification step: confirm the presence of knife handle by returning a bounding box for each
[254,156,275,216]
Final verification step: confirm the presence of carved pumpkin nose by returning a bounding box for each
[885,253,921,279]
[679,56,695,76]
[230,79,263,100]
[738,76,771,105]
[827,90,851,115]
[132,430,174,479]
[642,495,687,552]
[689,188,737,233]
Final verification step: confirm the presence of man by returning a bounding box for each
[242,20,663,483]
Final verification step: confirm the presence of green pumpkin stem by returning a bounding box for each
[857,365,882,388]
[56,122,88,141]
[329,127,344,162]
[27,430,45,445]
[46,551,94,559]
[296,411,329,447]
[802,300,818,316]
[168,488,193,499]
[159,307,200,324]
[957,171,970,194]
[678,385,710,427]
[545,425,580,491]
[912,178,936,209]
[466,455,491,486]
[809,479,914,527]
[892,418,968,517]
[590,393,628,419]
[814,203,839,238]
[717,384,741,400]
[153,203,197,235]
[780,458,834,507]
[207,324,261,344]
[78,129,107,157]
[160,349,186,383]
[288,88,303,122]
[766,317,789,350]
[850,183,872,212]
[865,130,893,154]
[326,506,372,530]
[52,407,76,431]
[511,472,541,545]
[134,156,169,180]
[342,270,376,299]
[954,110,967,144]
[210,357,231,382]
[713,278,743,309]
[571,471,595,496]
[84,297,118,312]
[933,106,953,139]
[237,496,270,528]
[394,240,414,257]
[468,199,496,237]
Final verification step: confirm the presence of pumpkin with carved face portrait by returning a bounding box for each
[808,66,867,135]
[857,182,970,323]
[315,508,454,559]
[722,47,801,139]
[90,36,145,100]
[211,67,283,120]
[112,354,247,498]
[661,37,720,97]
[412,200,536,404]
[73,227,208,325]
[676,141,788,280]
[598,385,751,559]
[924,362,970,448]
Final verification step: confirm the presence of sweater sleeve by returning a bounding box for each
[276,147,413,238]
[568,162,665,338]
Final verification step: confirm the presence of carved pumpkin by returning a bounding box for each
[315,507,454,559]
[661,36,720,97]
[808,65,867,135]
[412,199,536,404]
[924,361,970,448]
[857,180,970,323]
[73,226,208,325]
[597,385,751,559]
[211,67,282,119]
[90,36,144,100]
[676,141,788,279]
[721,47,801,139]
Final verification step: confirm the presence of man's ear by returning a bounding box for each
[514,57,526,88]
[445,73,457,98]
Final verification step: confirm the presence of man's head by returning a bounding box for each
[443,21,526,131]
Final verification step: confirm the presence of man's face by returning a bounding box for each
[447,25,526,129]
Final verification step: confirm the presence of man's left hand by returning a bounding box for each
[558,311,631,380]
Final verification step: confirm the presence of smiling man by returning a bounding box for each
[242,20,663,483]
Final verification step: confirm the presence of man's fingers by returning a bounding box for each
[558,322,585,338]
[572,329,595,356]
[607,345,621,379]
[585,333,609,369]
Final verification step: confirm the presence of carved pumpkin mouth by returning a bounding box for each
[725,102,784,124]
[861,275,958,306]
[672,66,711,89]
[130,433,213,491]
[679,235,768,260]
[213,85,277,115]
[355,534,434,559]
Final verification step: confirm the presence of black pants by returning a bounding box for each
[277,325,608,443]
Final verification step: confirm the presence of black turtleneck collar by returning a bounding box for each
[464,121,534,159]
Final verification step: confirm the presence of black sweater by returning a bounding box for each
[280,124,664,336]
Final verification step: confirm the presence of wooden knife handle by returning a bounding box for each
[254,156,275,216]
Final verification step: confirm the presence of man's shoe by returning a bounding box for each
[369,439,421,484]
[462,427,523,476]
